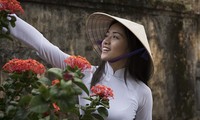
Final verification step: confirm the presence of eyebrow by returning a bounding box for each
[107,30,124,36]
[112,31,126,38]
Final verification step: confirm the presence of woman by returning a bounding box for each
[9,12,154,120]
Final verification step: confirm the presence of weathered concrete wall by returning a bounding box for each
[0,0,200,119]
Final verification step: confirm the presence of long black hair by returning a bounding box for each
[91,20,153,87]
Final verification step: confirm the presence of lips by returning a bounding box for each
[102,46,110,52]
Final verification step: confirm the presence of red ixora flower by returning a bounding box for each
[52,103,60,112]
[51,79,60,85]
[2,58,46,74]
[91,84,114,100]
[0,0,24,14]
[64,55,91,71]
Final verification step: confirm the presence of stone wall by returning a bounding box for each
[0,0,200,119]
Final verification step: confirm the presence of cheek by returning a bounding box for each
[114,42,128,53]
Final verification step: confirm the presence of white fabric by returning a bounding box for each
[82,63,153,120]
[10,15,153,120]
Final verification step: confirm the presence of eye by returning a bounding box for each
[113,35,119,39]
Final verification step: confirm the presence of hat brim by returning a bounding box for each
[86,12,154,75]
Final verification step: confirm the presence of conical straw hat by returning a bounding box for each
[86,12,154,76]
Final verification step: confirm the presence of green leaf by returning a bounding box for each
[39,85,50,101]
[6,105,17,116]
[85,107,96,113]
[14,107,30,120]
[57,97,77,112]
[39,115,50,120]
[32,88,40,95]
[9,16,16,27]
[66,65,74,72]
[49,85,59,98]
[80,114,94,120]
[91,113,104,120]
[99,100,109,108]
[29,96,49,113]
[73,86,82,95]
[10,101,18,106]
[97,107,108,118]
[73,78,89,96]
[38,77,51,86]
[47,68,63,79]
[60,79,72,89]
[82,96,93,101]
[19,95,32,107]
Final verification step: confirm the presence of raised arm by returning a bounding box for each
[9,15,69,69]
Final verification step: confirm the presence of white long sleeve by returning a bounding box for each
[10,15,69,69]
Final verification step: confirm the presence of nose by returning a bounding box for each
[102,36,111,45]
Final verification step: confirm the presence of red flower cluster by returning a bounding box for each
[91,84,114,100]
[64,56,91,71]
[0,0,24,14]
[3,58,46,74]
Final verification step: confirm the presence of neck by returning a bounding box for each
[108,58,127,72]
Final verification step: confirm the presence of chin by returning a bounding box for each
[101,57,107,61]
[101,56,109,61]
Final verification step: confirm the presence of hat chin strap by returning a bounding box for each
[108,48,148,63]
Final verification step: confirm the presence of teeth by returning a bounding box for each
[102,47,110,51]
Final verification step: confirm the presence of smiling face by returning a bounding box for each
[101,22,129,63]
